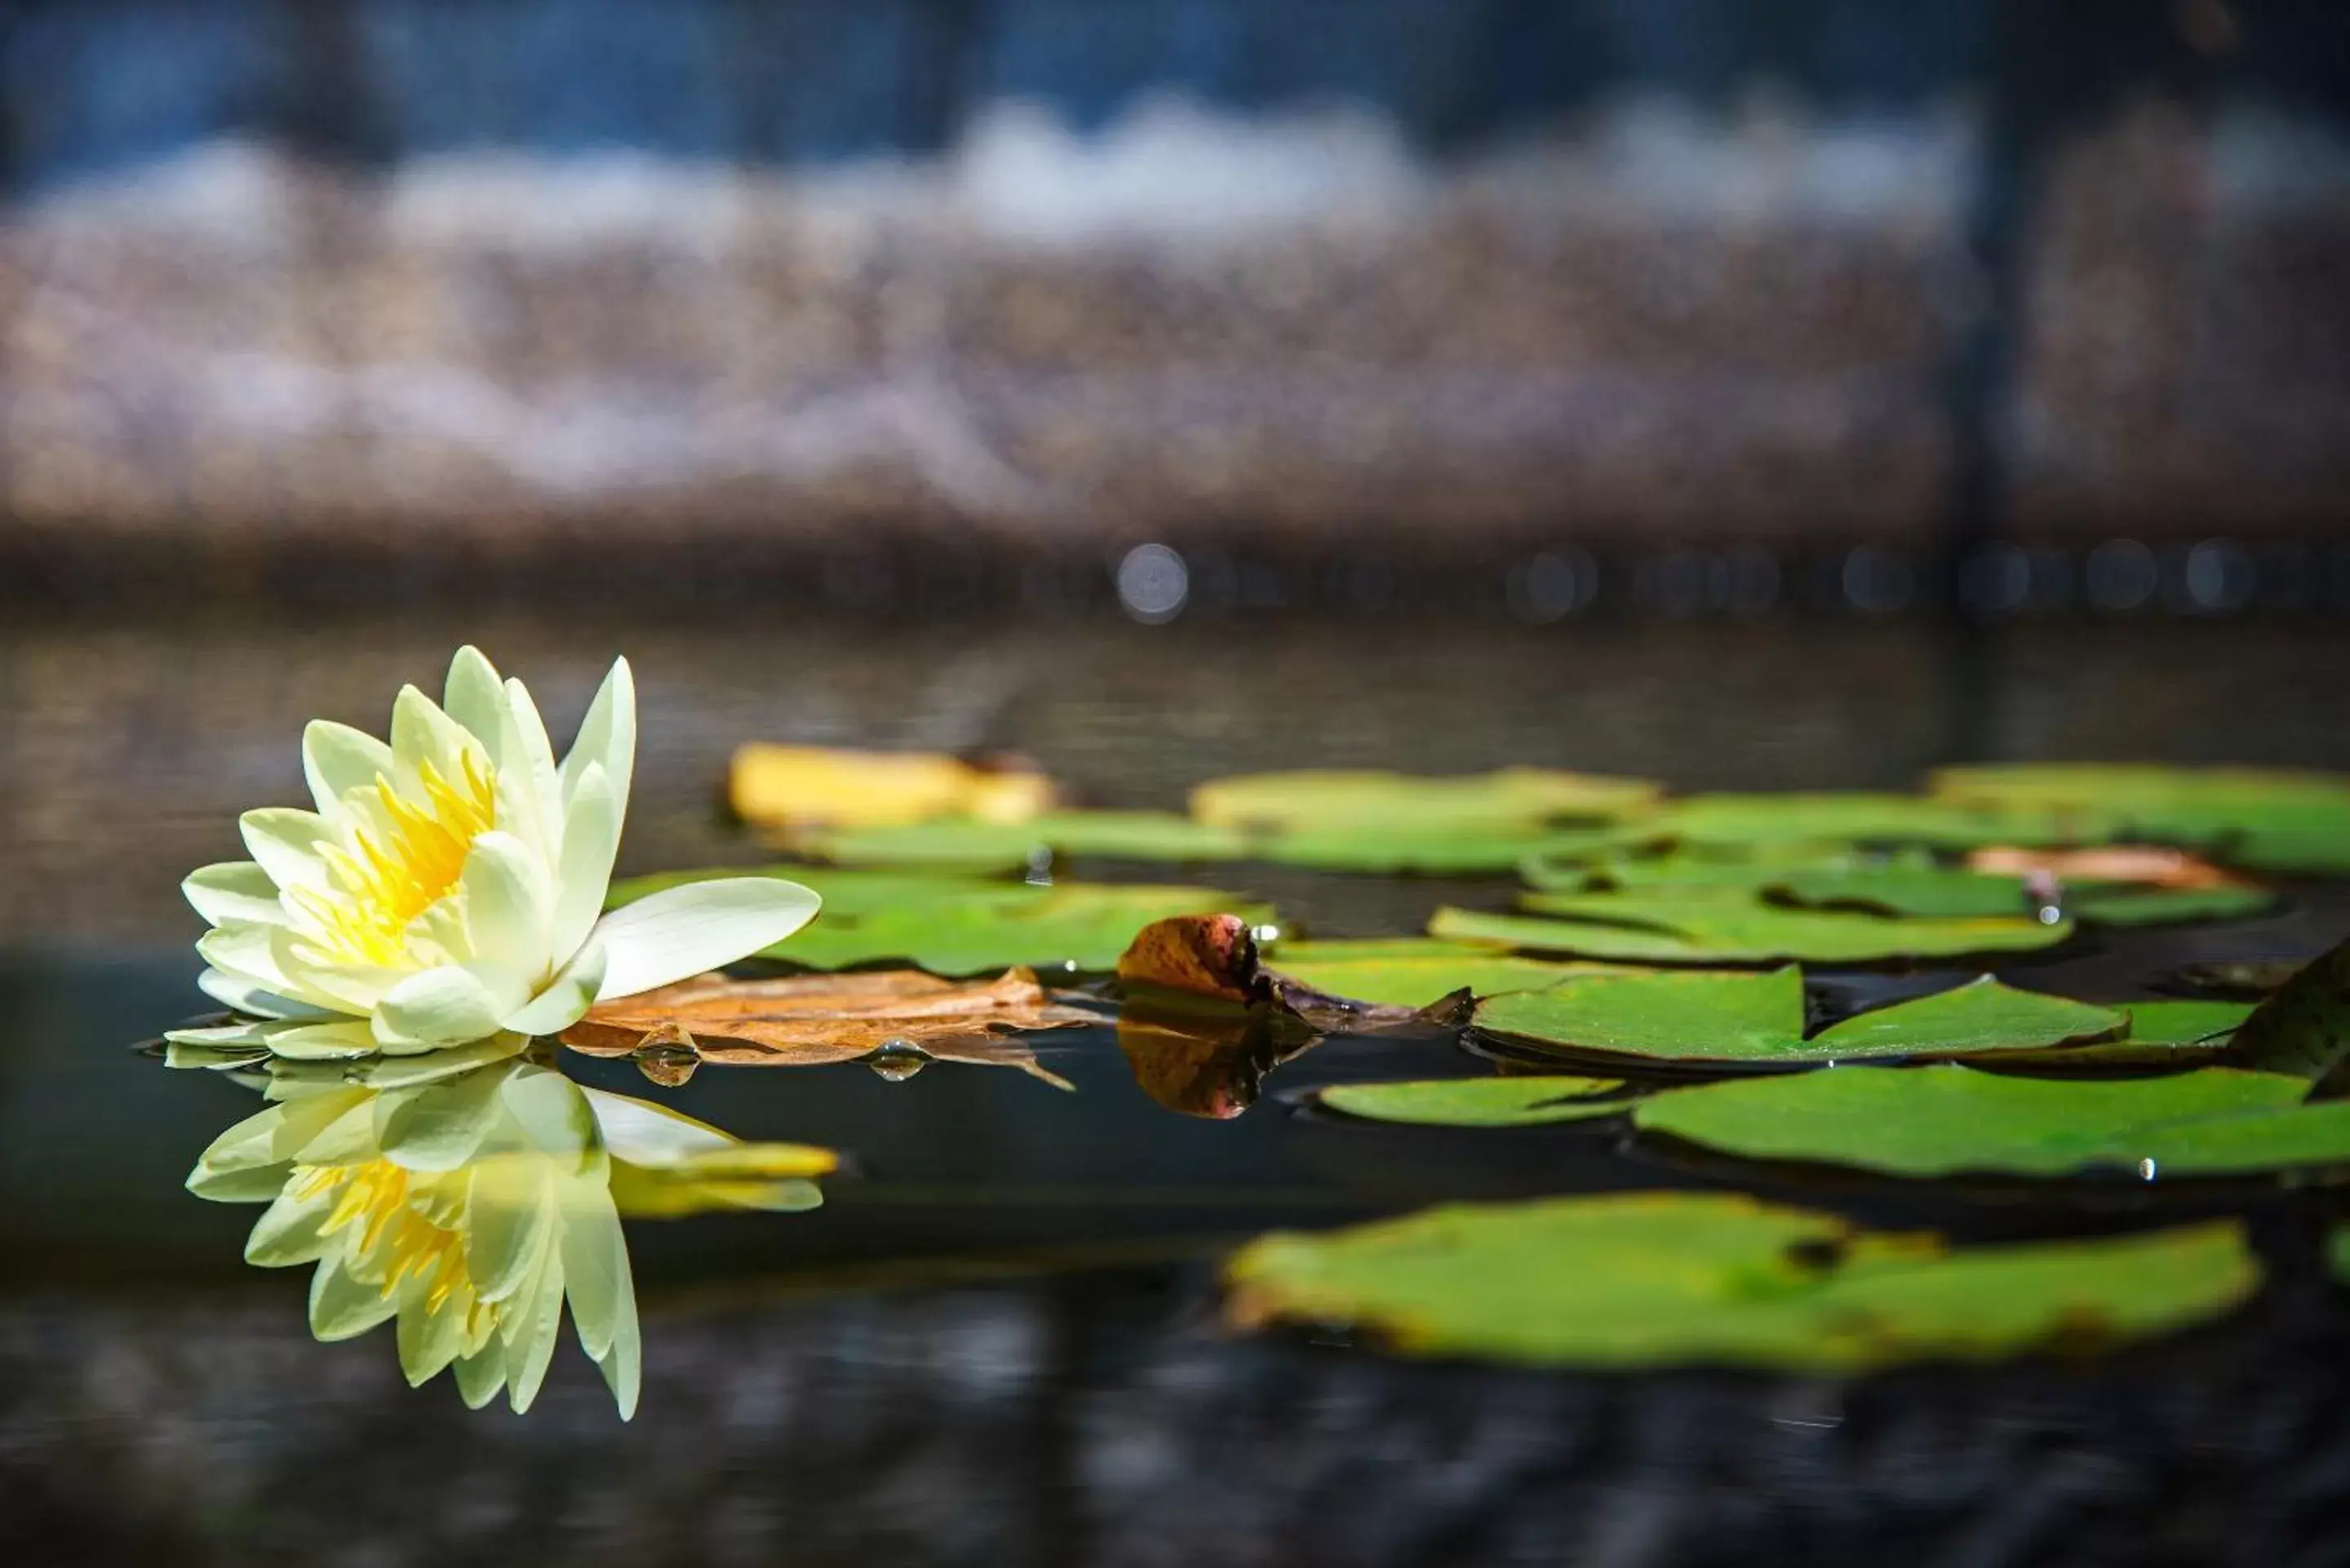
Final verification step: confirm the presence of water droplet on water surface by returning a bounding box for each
[634,1043,701,1087]
[2138,1158,2158,1182]
[868,1038,931,1082]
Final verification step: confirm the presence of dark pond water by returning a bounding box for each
[6,611,2350,1566]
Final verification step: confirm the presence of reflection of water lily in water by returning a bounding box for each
[169,646,820,1061]
[186,1046,836,1417]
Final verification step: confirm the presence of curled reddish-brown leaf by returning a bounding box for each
[1115,914,1445,1031]
[560,968,1096,1088]
[1966,844,2239,890]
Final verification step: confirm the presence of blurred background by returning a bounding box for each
[3,0,2349,934]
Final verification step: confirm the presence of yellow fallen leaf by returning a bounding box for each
[729,744,1055,832]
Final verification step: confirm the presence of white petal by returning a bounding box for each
[240,807,335,891]
[441,645,508,751]
[459,830,556,983]
[561,1177,630,1362]
[561,657,636,829]
[589,878,821,1002]
[503,676,565,829]
[373,966,508,1051]
[303,720,395,815]
[551,761,619,962]
[196,966,328,1020]
[267,926,397,1015]
[261,1020,383,1061]
[310,1260,401,1340]
[389,685,485,793]
[184,862,287,928]
[503,942,607,1037]
[198,923,295,993]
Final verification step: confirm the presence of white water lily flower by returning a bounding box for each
[187,1052,838,1417]
[170,646,818,1059]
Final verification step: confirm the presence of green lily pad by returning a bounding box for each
[1633,1063,2350,1178]
[1266,939,1625,1009]
[1770,864,2047,919]
[2000,999,2255,1067]
[1433,897,2072,964]
[1315,1077,1628,1127]
[1475,968,2122,1066]
[1257,822,1657,875]
[1657,793,2053,852]
[802,811,1250,871]
[2068,885,2278,927]
[1189,768,1661,832]
[2219,932,2350,1083]
[1225,1192,2255,1372]
[1931,764,2350,872]
[610,866,1270,976]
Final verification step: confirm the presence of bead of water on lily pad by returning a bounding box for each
[868,1038,931,1082]
[2139,1158,2157,1181]
[2024,870,2064,924]
[1025,845,1055,886]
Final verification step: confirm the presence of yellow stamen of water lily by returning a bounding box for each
[290,753,496,967]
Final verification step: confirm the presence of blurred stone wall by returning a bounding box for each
[0,0,2343,551]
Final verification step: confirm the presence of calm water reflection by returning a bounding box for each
[7,615,2350,1563]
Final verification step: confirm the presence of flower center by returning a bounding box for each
[292,753,496,968]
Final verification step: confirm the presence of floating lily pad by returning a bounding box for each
[1476,969,2121,1066]
[1256,822,1657,875]
[611,866,1270,976]
[1999,999,2257,1067]
[1433,897,2072,964]
[1189,768,1660,832]
[1633,1063,2350,1178]
[1267,940,1625,1009]
[803,812,1250,870]
[2219,932,2350,1083]
[2069,885,2278,926]
[1931,764,2350,873]
[1657,793,2052,852]
[1315,1077,1629,1127]
[1225,1192,2255,1372]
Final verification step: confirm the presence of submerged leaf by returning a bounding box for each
[560,968,1093,1088]
[1315,1077,1628,1127]
[1434,897,2071,964]
[1226,1192,2255,1372]
[1632,1063,2350,1178]
[1475,969,2120,1066]
[729,743,1053,831]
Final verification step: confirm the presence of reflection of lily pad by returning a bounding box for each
[1476,968,2122,1066]
[612,866,1270,975]
[1190,768,1660,831]
[1433,897,2071,964]
[1315,1077,1627,1127]
[801,812,1251,870]
[1633,1064,2350,1177]
[1226,1192,2255,1371]
[1267,939,1623,1009]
